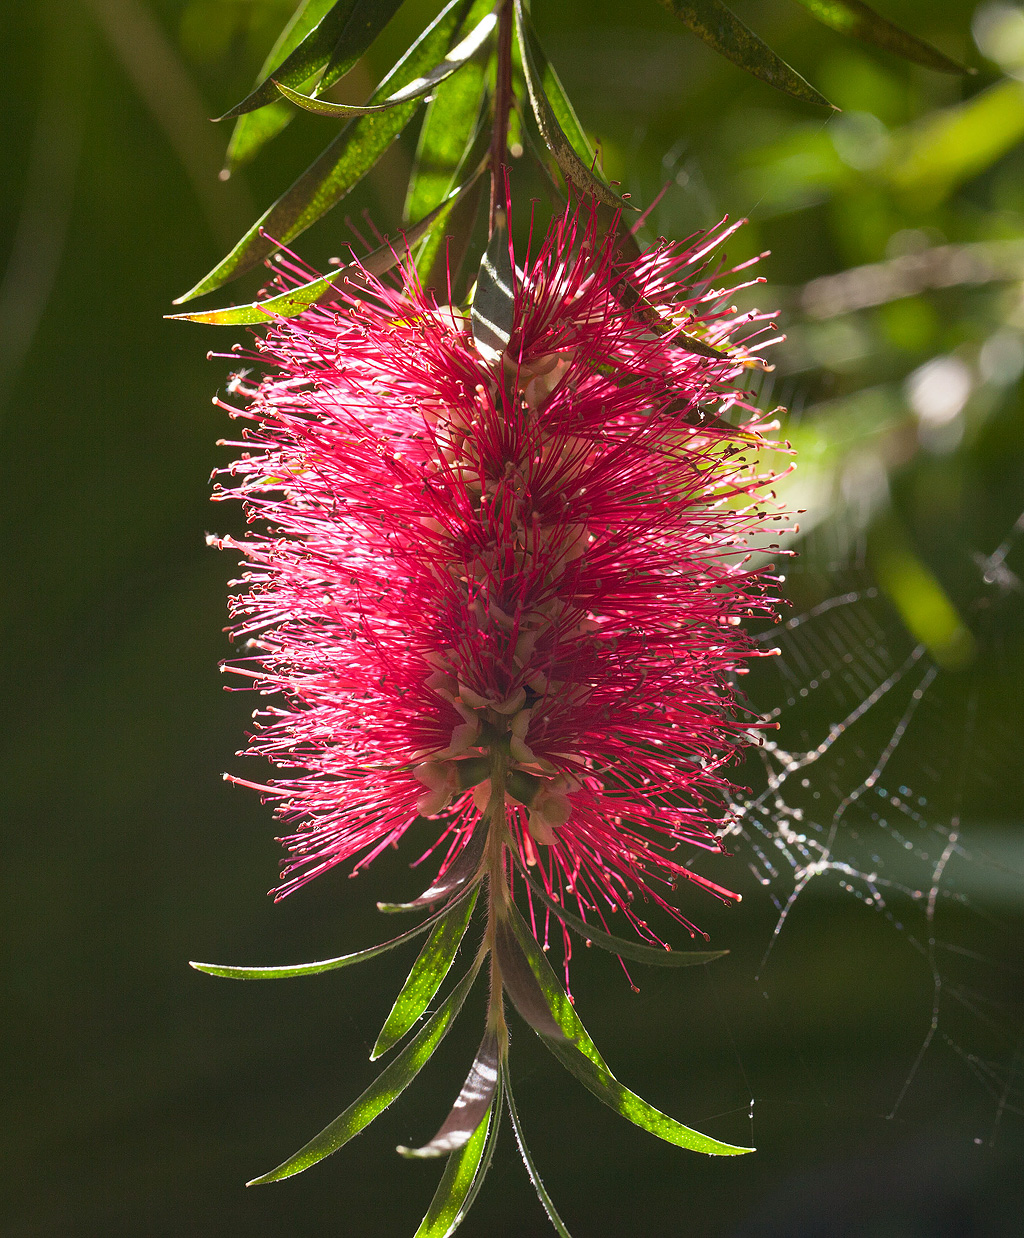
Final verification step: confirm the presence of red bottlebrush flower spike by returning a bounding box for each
[214,204,779,925]
[195,200,781,1224]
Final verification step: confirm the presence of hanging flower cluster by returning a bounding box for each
[212,203,781,942]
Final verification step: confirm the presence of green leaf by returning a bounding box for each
[658,0,834,108]
[247,958,482,1184]
[470,210,515,363]
[493,917,566,1041]
[372,888,479,1060]
[411,1079,502,1238]
[513,0,629,210]
[514,862,728,968]
[519,7,594,167]
[175,0,480,304]
[379,819,488,913]
[790,0,971,74]
[503,901,608,1070]
[273,10,496,119]
[404,3,491,224]
[399,1027,500,1156]
[225,0,336,172]
[503,1061,574,1238]
[502,902,749,1155]
[221,0,404,121]
[189,889,471,979]
[168,172,483,326]
[542,1035,754,1156]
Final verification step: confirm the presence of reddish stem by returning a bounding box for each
[489,0,514,233]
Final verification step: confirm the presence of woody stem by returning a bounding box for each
[484,749,510,1041]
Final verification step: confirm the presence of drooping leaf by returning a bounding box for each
[379,820,488,913]
[513,0,630,210]
[514,862,728,968]
[503,901,608,1069]
[542,1036,754,1156]
[399,1027,500,1156]
[471,210,516,363]
[790,0,971,74]
[372,888,479,1060]
[503,1062,574,1238]
[168,178,480,326]
[273,10,497,119]
[175,0,480,304]
[518,6,594,167]
[503,902,750,1154]
[247,958,482,1184]
[658,0,833,108]
[190,888,472,979]
[404,2,491,224]
[493,917,566,1041]
[221,0,404,121]
[225,0,336,172]
[410,1084,501,1238]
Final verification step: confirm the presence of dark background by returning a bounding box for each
[3,1,1022,1234]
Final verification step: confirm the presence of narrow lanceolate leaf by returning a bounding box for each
[543,1035,754,1156]
[513,0,629,210]
[503,903,751,1156]
[175,0,479,303]
[273,11,497,119]
[379,820,488,913]
[503,901,608,1069]
[221,0,404,121]
[471,212,516,363]
[225,0,336,172]
[168,174,482,326]
[519,6,594,167]
[404,0,492,224]
[190,889,470,978]
[411,1087,500,1238]
[494,917,566,1042]
[247,959,482,1184]
[789,0,970,74]
[516,864,728,968]
[658,0,833,108]
[399,1028,500,1156]
[372,888,479,1060]
[503,1062,574,1238]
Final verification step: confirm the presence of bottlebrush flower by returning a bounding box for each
[211,201,782,945]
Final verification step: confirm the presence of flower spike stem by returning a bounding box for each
[488,0,515,233]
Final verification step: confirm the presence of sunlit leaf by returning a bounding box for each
[379,819,488,912]
[543,1035,754,1156]
[658,0,833,108]
[471,211,515,363]
[404,3,491,224]
[399,1027,500,1156]
[168,181,479,326]
[189,889,472,978]
[513,0,629,210]
[790,0,970,74]
[247,958,482,1184]
[272,11,496,119]
[515,862,728,968]
[493,917,566,1041]
[884,80,1024,207]
[372,888,479,1060]
[518,6,594,167]
[225,0,335,172]
[221,0,404,121]
[503,1062,574,1238]
[410,1085,500,1238]
[175,0,480,304]
[503,902,608,1069]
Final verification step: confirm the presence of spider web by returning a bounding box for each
[712,506,1024,1149]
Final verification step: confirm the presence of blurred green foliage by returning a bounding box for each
[2,1,1021,1235]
